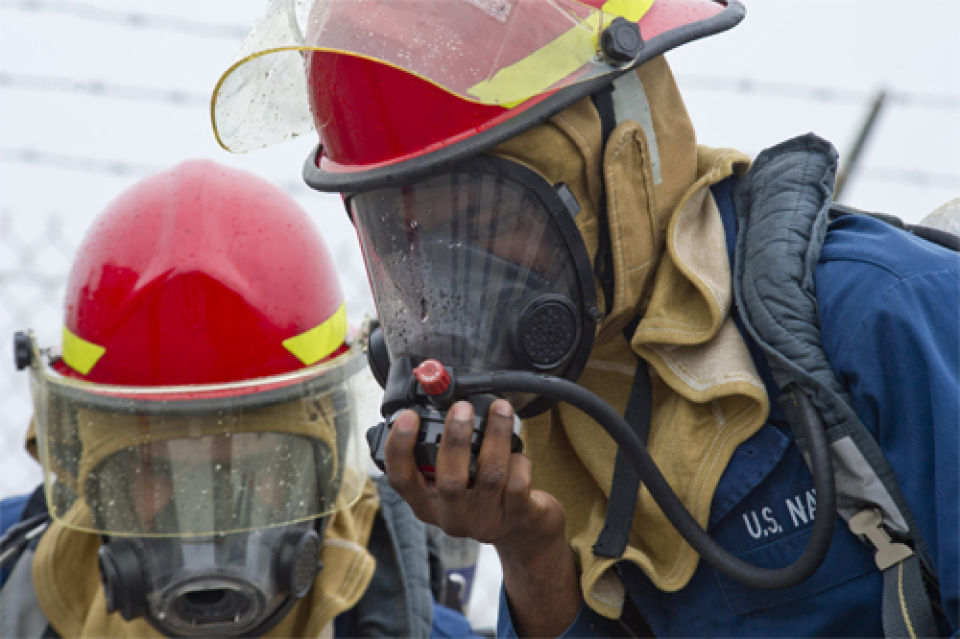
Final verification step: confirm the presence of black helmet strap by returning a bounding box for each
[590,84,617,317]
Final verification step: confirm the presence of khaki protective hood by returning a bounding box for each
[31,477,380,638]
[490,56,769,616]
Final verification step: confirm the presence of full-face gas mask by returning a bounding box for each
[352,154,599,402]
[23,333,368,637]
[349,155,599,477]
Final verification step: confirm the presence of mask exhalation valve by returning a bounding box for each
[514,294,579,370]
[276,528,322,599]
[99,539,148,621]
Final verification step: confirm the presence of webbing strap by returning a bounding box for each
[591,84,616,316]
[882,555,939,639]
[850,508,941,638]
[593,356,651,558]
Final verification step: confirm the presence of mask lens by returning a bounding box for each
[89,432,330,535]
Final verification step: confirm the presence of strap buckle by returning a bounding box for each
[849,508,913,571]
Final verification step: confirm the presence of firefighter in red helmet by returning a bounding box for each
[210,1,959,637]
[0,160,479,638]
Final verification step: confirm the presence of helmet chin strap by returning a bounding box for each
[590,84,617,316]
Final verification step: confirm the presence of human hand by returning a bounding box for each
[383,398,566,557]
[385,398,582,636]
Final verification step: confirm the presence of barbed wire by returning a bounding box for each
[676,75,960,111]
[0,147,312,196]
[2,69,959,113]
[0,72,209,106]
[1,0,957,112]
[863,167,960,189]
[0,0,248,39]
[0,147,163,177]
[2,145,956,190]
[0,146,960,196]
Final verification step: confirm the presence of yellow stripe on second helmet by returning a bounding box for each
[467,0,654,107]
[282,302,348,365]
[62,326,106,375]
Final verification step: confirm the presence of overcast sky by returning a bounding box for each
[1,0,958,498]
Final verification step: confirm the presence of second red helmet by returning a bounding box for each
[59,159,348,385]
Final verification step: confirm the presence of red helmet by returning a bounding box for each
[58,159,348,384]
[26,159,369,544]
[212,0,743,191]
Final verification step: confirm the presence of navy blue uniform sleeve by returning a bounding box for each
[336,600,486,638]
[0,494,29,535]
[496,586,624,638]
[817,216,960,633]
[430,602,487,638]
[0,493,31,588]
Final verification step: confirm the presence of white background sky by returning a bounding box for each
[1,1,958,625]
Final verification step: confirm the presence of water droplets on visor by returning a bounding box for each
[20,331,369,536]
[211,0,657,153]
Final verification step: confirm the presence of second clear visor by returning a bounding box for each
[212,0,655,152]
[348,155,595,391]
[29,343,367,537]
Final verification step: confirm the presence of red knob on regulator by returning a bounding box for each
[414,359,451,395]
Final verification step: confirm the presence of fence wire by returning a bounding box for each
[0,208,77,497]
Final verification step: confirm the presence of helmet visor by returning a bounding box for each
[27,334,368,537]
[212,0,658,152]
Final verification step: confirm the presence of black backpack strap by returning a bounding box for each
[0,485,49,573]
[881,554,940,638]
[847,509,941,638]
[348,476,434,638]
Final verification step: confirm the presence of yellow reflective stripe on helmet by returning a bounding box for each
[603,0,655,22]
[282,302,348,365]
[467,0,654,106]
[61,326,106,375]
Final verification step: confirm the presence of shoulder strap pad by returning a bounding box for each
[731,132,931,557]
[731,134,943,636]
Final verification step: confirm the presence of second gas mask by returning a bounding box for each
[25,335,369,637]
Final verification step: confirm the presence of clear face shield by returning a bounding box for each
[348,154,598,417]
[211,0,653,153]
[25,333,369,637]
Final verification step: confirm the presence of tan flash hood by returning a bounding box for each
[491,56,768,615]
